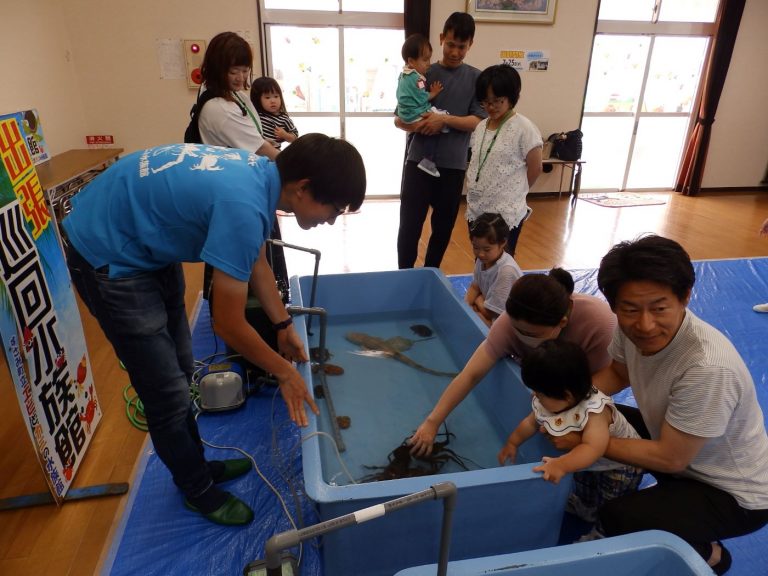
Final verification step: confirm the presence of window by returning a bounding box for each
[579,0,717,190]
[597,0,718,22]
[260,2,404,196]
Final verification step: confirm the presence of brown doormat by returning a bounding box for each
[579,193,668,208]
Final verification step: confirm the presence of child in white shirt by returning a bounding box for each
[465,213,523,327]
[499,340,643,527]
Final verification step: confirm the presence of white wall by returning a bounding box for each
[0,1,87,154]
[0,0,260,156]
[0,0,764,188]
[701,0,768,188]
[62,0,260,154]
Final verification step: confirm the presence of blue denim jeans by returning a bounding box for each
[66,244,213,499]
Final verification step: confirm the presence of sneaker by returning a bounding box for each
[753,303,768,313]
[209,458,252,484]
[184,493,254,526]
[417,158,440,177]
[565,493,598,523]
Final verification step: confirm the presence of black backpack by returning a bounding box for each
[183,90,217,144]
[547,129,583,161]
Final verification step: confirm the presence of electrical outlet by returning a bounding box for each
[182,39,206,89]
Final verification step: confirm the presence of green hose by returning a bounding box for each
[122,365,201,431]
[123,384,148,431]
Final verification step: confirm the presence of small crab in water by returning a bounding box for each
[310,346,332,362]
[336,415,351,429]
[311,363,344,375]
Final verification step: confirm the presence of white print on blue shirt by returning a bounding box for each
[137,144,255,178]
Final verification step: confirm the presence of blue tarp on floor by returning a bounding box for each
[102,258,768,576]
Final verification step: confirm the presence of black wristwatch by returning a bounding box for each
[272,317,293,331]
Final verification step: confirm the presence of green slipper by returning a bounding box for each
[184,493,254,526]
[212,458,252,483]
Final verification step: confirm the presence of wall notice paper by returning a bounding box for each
[0,116,101,503]
[500,50,550,72]
[156,38,186,80]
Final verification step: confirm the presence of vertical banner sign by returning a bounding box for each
[0,117,100,503]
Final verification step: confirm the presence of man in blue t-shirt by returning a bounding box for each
[395,12,486,270]
[62,134,365,526]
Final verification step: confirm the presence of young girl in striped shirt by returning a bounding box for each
[251,76,299,150]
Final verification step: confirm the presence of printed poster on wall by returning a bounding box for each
[0,116,100,503]
[0,109,49,165]
[500,49,550,72]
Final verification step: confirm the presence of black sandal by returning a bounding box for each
[711,541,732,575]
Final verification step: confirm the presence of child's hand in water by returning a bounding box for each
[497,442,518,466]
[533,456,567,483]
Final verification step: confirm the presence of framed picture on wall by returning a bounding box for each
[466,0,557,24]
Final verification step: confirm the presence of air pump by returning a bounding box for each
[197,360,247,412]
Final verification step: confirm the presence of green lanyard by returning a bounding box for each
[475,110,514,182]
[233,91,263,136]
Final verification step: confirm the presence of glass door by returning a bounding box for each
[581,35,651,190]
[625,36,709,188]
[580,0,718,191]
[581,35,709,190]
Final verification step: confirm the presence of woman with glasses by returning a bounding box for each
[466,64,543,257]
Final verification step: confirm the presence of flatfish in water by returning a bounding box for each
[345,331,457,377]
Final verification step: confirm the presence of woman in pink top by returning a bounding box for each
[409,267,617,456]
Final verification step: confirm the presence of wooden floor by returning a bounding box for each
[278,190,768,276]
[1,190,766,575]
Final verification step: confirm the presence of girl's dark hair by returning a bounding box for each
[251,76,287,115]
[475,64,522,108]
[443,11,476,41]
[597,234,695,309]
[548,267,575,295]
[521,340,593,402]
[402,34,432,63]
[201,32,252,97]
[469,213,509,245]
[275,133,366,211]
[505,268,574,326]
